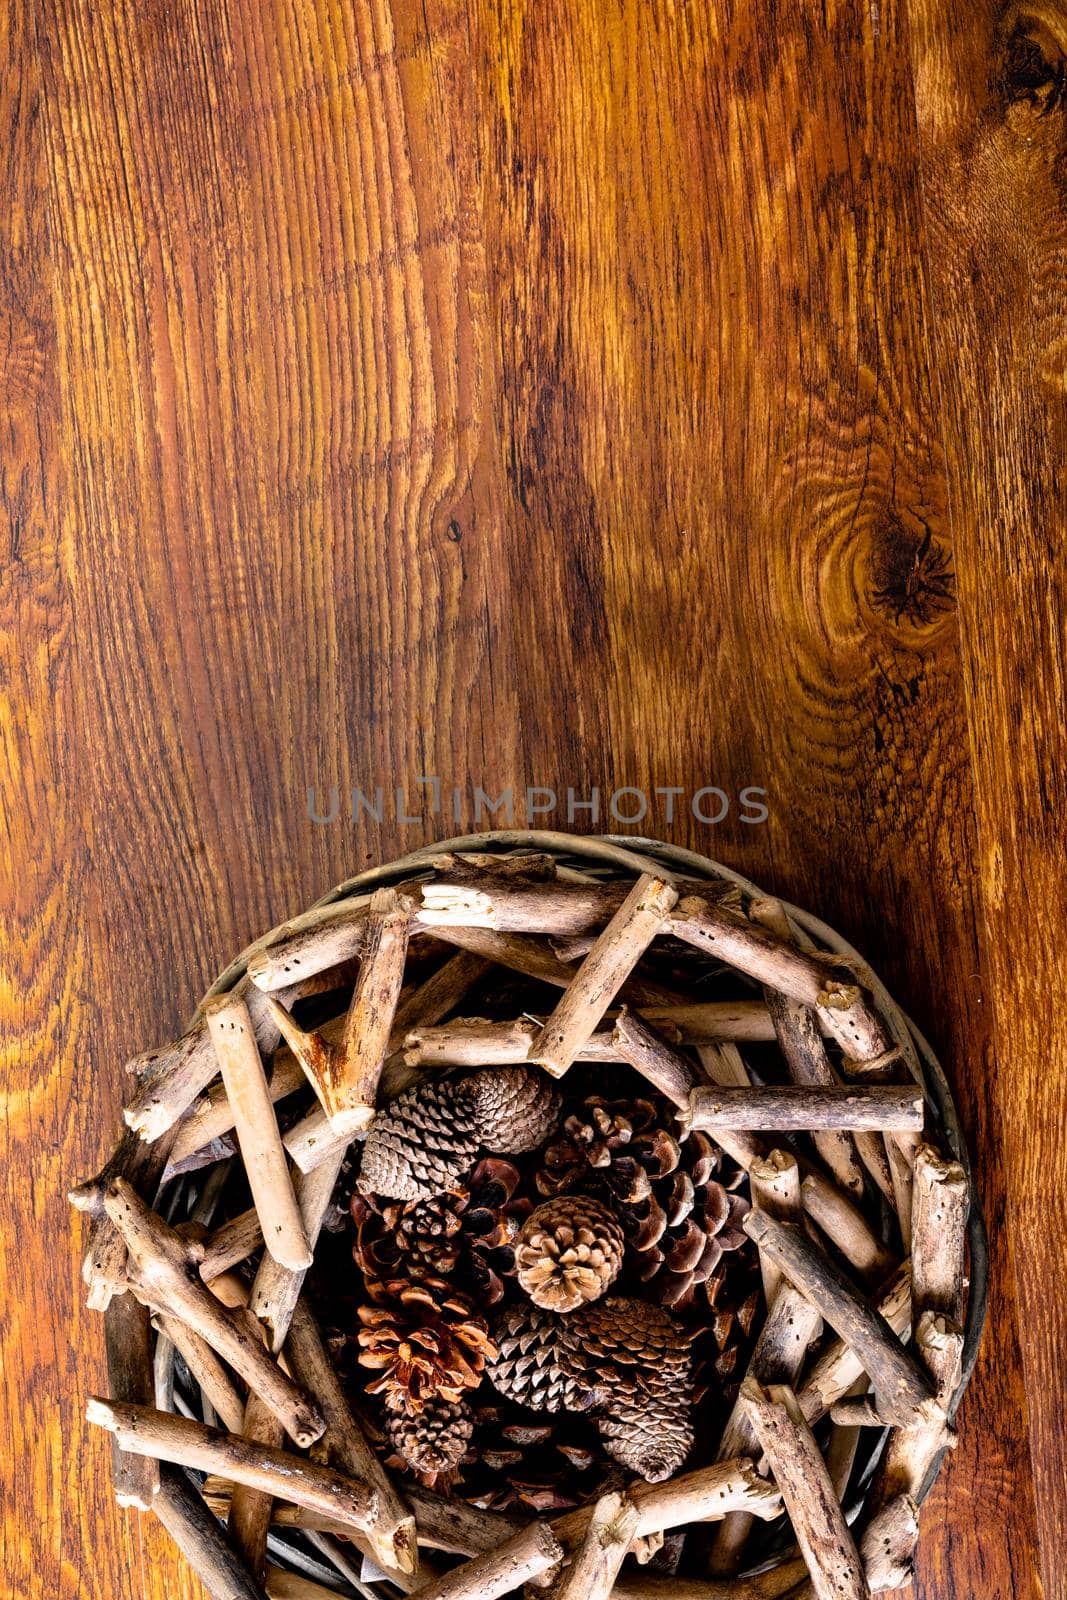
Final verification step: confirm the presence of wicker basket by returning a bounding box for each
[75,830,987,1600]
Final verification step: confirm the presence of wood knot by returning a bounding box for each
[996,18,1067,116]
[867,514,955,627]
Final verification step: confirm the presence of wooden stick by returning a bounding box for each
[812,981,896,1065]
[553,1491,638,1600]
[612,1007,696,1109]
[247,1145,347,1351]
[153,1465,267,1600]
[87,1400,375,1533]
[204,993,312,1270]
[229,1392,284,1580]
[169,1057,307,1176]
[798,1174,895,1285]
[749,1149,803,1307]
[689,1085,923,1134]
[199,1208,265,1279]
[103,1179,323,1446]
[77,1124,178,1311]
[125,977,303,1141]
[552,1458,782,1544]
[743,1212,935,1426]
[747,898,864,1197]
[285,1296,418,1576]
[828,1397,886,1429]
[879,1311,963,1499]
[668,897,837,1007]
[824,1375,869,1501]
[885,1132,919,1251]
[910,1144,969,1321]
[859,1494,919,1591]
[247,904,369,993]
[417,873,733,937]
[428,924,579,988]
[741,1381,870,1600]
[268,888,411,1135]
[104,1289,160,1508]
[405,1487,524,1554]
[154,1311,248,1434]
[404,1521,563,1600]
[796,1266,912,1426]
[852,1131,896,1207]
[612,1567,809,1600]
[529,876,680,1075]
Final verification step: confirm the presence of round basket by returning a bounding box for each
[75,830,987,1600]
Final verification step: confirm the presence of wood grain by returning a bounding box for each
[0,0,1060,1596]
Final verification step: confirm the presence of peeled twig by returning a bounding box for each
[798,1175,895,1285]
[749,1150,803,1307]
[125,977,303,1142]
[879,1311,963,1499]
[859,1494,920,1590]
[688,1085,923,1134]
[612,1007,696,1108]
[554,1491,638,1600]
[552,1458,782,1545]
[612,1567,809,1600]
[247,905,369,993]
[796,1266,912,1426]
[427,924,578,988]
[885,1132,920,1251]
[153,1465,267,1600]
[230,1393,284,1580]
[743,1212,935,1426]
[76,1124,178,1311]
[199,1208,265,1280]
[247,1146,347,1352]
[103,1178,323,1446]
[87,1400,375,1533]
[404,1521,563,1600]
[204,993,312,1270]
[416,874,732,937]
[828,1397,885,1429]
[530,875,680,1075]
[910,1144,969,1321]
[154,1312,247,1434]
[285,1296,417,1576]
[747,899,864,1197]
[668,898,838,1011]
[267,888,411,1135]
[741,1380,870,1600]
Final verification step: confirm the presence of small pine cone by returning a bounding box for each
[357,1277,496,1408]
[487,1305,602,1415]
[358,1080,480,1201]
[385,1393,474,1475]
[515,1196,624,1313]
[466,1067,563,1154]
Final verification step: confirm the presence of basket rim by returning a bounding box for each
[170,828,986,1585]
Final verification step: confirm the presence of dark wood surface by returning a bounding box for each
[3,0,1063,1595]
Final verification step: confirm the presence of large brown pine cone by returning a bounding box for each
[385,1392,474,1475]
[486,1304,602,1414]
[515,1195,624,1313]
[356,1277,497,1410]
[536,1096,750,1310]
[577,1297,696,1482]
[359,1080,481,1201]
[359,1068,561,1201]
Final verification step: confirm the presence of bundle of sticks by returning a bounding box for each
[71,841,975,1600]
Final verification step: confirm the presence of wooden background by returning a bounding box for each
[2,0,1064,1594]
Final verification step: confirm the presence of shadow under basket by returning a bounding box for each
[75,830,987,1600]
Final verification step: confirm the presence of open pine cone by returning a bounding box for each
[536,1095,751,1310]
[356,1277,497,1412]
[514,1194,624,1312]
[384,1392,475,1476]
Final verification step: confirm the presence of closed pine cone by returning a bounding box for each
[385,1392,474,1475]
[465,1066,563,1153]
[486,1304,602,1414]
[356,1277,497,1410]
[515,1195,624,1313]
[359,1068,561,1201]
[359,1079,481,1201]
[578,1297,696,1482]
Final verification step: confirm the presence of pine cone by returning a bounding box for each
[359,1068,561,1201]
[456,1400,611,1513]
[352,1159,530,1305]
[537,1096,751,1311]
[465,1066,563,1153]
[384,1393,474,1475]
[359,1080,481,1200]
[577,1298,696,1482]
[357,1277,496,1410]
[515,1195,624,1313]
[486,1304,602,1414]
